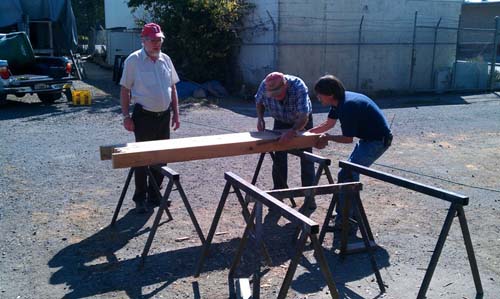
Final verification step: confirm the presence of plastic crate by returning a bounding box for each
[71,90,91,105]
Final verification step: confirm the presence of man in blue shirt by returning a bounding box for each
[310,75,392,232]
[255,72,316,210]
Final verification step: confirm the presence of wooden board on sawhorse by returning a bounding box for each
[250,150,335,208]
[109,165,206,266]
[100,130,320,169]
[195,172,341,299]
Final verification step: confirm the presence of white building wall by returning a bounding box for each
[237,0,278,86]
[240,0,462,93]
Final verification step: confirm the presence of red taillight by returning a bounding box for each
[66,62,72,74]
[0,66,10,79]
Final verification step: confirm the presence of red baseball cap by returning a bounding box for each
[265,72,287,99]
[141,23,165,39]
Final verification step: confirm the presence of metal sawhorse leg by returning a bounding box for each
[108,166,205,266]
[141,166,206,265]
[110,167,173,227]
[319,189,378,255]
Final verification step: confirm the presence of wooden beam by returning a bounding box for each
[99,143,127,160]
[109,131,320,169]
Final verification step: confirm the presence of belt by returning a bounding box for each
[364,133,393,147]
[382,133,393,147]
[135,104,169,117]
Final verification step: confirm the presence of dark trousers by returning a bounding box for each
[132,104,171,201]
[272,114,314,189]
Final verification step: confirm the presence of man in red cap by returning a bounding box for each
[255,72,316,211]
[119,22,180,213]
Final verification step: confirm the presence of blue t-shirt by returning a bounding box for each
[327,91,390,140]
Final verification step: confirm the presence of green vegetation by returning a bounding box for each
[71,0,105,37]
[127,0,253,84]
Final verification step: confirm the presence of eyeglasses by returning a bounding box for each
[145,38,163,44]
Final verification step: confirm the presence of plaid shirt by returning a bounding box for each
[255,75,312,124]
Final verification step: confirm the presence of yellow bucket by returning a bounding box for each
[71,90,92,105]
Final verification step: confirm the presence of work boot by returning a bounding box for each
[299,197,317,212]
[147,192,161,207]
[307,198,317,210]
[133,193,148,214]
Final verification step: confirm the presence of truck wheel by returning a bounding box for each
[38,92,62,103]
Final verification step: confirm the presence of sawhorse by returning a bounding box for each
[319,184,379,255]
[196,172,344,299]
[338,160,483,299]
[251,150,335,208]
[110,166,206,265]
[319,184,386,293]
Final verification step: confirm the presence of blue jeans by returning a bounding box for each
[335,139,389,226]
[272,116,315,189]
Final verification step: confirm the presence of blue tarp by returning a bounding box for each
[175,80,229,99]
[0,0,77,55]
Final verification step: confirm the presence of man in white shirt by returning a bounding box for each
[119,23,180,213]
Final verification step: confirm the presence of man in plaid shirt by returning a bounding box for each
[255,72,316,210]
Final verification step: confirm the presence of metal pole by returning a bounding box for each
[452,14,462,90]
[488,16,500,90]
[322,1,328,75]
[430,18,442,89]
[409,11,418,90]
[277,1,281,70]
[266,10,278,71]
[356,15,364,91]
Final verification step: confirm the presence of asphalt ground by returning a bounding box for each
[0,62,499,298]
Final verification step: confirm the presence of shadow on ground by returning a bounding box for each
[48,206,390,299]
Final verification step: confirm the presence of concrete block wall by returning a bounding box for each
[238,0,463,93]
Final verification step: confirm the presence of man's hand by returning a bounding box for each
[315,133,330,149]
[123,117,134,132]
[257,118,265,131]
[308,126,323,134]
[172,113,180,131]
[279,129,296,143]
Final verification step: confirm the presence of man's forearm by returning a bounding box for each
[120,87,131,116]
[171,85,179,116]
[292,113,309,131]
[327,134,353,143]
[256,103,265,119]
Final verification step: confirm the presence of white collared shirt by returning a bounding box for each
[120,48,180,112]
